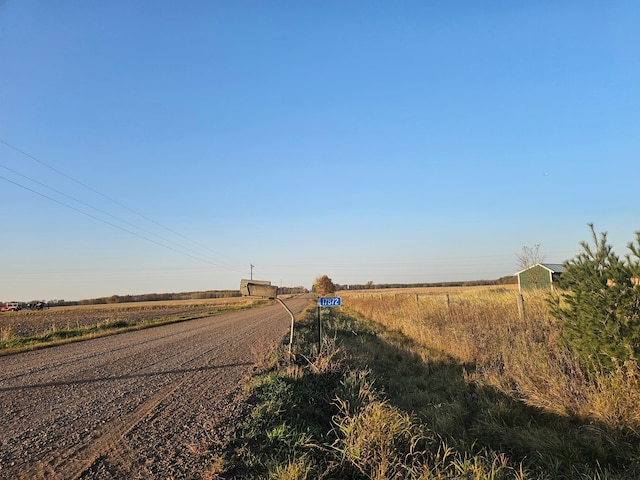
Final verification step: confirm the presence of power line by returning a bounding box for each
[0,174,238,267]
[0,139,238,269]
[0,140,246,273]
[0,160,239,267]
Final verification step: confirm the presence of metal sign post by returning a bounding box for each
[317,304,322,353]
[317,296,342,353]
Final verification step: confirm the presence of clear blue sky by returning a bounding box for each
[1,1,638,301]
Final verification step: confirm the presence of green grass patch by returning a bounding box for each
[212,306,640,479]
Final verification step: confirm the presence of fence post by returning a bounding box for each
[517,294,526,320]
[445,293,451,312]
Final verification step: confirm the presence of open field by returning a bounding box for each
[0,297,262,349]
[340,286,640,431]
[217,287,640,479]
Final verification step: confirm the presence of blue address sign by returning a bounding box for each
[319,296,342,307]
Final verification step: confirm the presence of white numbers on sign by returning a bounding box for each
[319,297,342,307]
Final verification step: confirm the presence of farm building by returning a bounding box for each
[240,279,278,298]
[516,263,565,292]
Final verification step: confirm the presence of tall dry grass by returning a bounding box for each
[341,287,640,433]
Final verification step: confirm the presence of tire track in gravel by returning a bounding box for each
[0,297,310,480]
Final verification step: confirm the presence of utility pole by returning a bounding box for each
[250,264,254,280]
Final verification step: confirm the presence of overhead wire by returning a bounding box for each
[0,174,234,267]
[0,160,236,267]
[2,140,567,284]
[0,140,244,273]
[1,139,237,261]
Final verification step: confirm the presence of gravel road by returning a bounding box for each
[0,296,309,479]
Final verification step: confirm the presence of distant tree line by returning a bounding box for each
[336,276,516,291]
[40,290,241,307]
[88,290,243,305]
[16,286,310,307]
[277,286,309,295]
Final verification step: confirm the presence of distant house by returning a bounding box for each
[516,263,565,292]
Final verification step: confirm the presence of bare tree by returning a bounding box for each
[516,244,546,270]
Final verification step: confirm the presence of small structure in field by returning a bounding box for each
[240,279,278,299]
[516,263,565,292]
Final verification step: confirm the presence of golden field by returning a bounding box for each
[340,286,640,433]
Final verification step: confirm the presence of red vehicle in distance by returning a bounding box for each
[0,302,21,312]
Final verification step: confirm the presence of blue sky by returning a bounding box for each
[1,1,638,301]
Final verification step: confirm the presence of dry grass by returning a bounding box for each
[340,287,640,434]
[213,293,640,478]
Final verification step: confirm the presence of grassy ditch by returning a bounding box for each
[208,299,640,479]
[0,302,267,355]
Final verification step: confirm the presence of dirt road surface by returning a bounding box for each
[0,297,309,479]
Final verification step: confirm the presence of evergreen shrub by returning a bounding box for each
[549,224,640,373]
